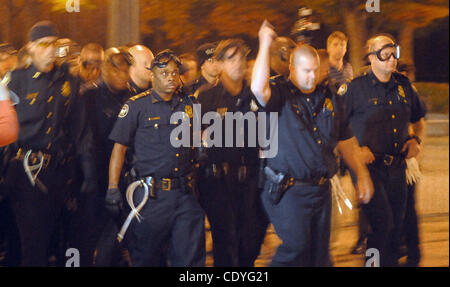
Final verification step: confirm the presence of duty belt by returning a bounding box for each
[143,176,185,191]
[374,153,405,167]
[288,176,329,186]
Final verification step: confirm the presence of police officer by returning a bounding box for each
[3,21,93,266]
[187,43,220,97]
[128,45,154,96]
[68,47,133,266]
[78,43,104,94]
[106,49,205,267]
[197,38,268,267]
[252,21,373,267]
[344,35,426,266]
[269,37,296,79]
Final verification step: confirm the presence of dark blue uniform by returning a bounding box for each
[3,63,92,266]
[344,70,426,266]
[261,76,353,267]
[68,80,130,266]
[197,82,268,267]
[109,89,205,267]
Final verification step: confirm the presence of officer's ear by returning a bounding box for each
[26,42,35,55]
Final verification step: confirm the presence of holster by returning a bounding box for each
[264,166,291,205]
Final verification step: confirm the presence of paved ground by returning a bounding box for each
[205,136,450,267]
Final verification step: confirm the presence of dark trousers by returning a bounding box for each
[5,159,72,266]
[261,182,332,267]
[403,183,420,264]
[0,198,21,266]
[128,186,205,267]
[198,166,268,267]
[362,163,408,266]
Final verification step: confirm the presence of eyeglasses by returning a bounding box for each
[367,43,400,62]
[82,60,102,69]
[149,49,181,70]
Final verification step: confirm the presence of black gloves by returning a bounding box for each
[105,187,123,216]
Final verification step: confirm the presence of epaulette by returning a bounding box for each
[130,90,151,101]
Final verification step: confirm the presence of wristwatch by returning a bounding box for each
[410,135,422,145]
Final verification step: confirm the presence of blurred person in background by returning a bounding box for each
[179,53,199,86]
[128,45,154,96]
[70,47,132,266]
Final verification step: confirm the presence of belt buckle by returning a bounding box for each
[318,177,327,185]
[383,155,394,166]
[161,178,171,191]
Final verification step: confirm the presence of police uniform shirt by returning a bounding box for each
[186,74,209,96]
[109,89,196,178]
[128,79,150,96]
[344,70,426,156]
[264,76,353,180]
[7,63,89,155]
[83,80,130,165]
[197,81,260,166]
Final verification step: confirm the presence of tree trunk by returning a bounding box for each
[343,8,367,76]
[399,24,415,81]
[107,0,140,47]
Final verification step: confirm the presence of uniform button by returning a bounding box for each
[174,168,179,172]
[394,143,398,148]
[173,121,177,125]
[317,140,322,144]
[389,101,393,105]
[176,137,180,141]
[313,112,317,117]
[392,114,396,119]
[176,153,180,157]
[296,110,300,114]
[393,128,397,133]
[313,127,318,132]
[306,98,310,102]
[154,124,158,128]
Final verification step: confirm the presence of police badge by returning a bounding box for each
[119,104,129,118]
[185,105,193,118]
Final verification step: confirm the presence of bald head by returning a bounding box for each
[366,35,395,54]
[129,45,154,66]
[129,45,154,90]
[291,44,320,64]
[289,45,320,93]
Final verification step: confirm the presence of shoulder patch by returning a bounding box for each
[337,83,347,96]
[130,90,150,101]
[118,104,129,118]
